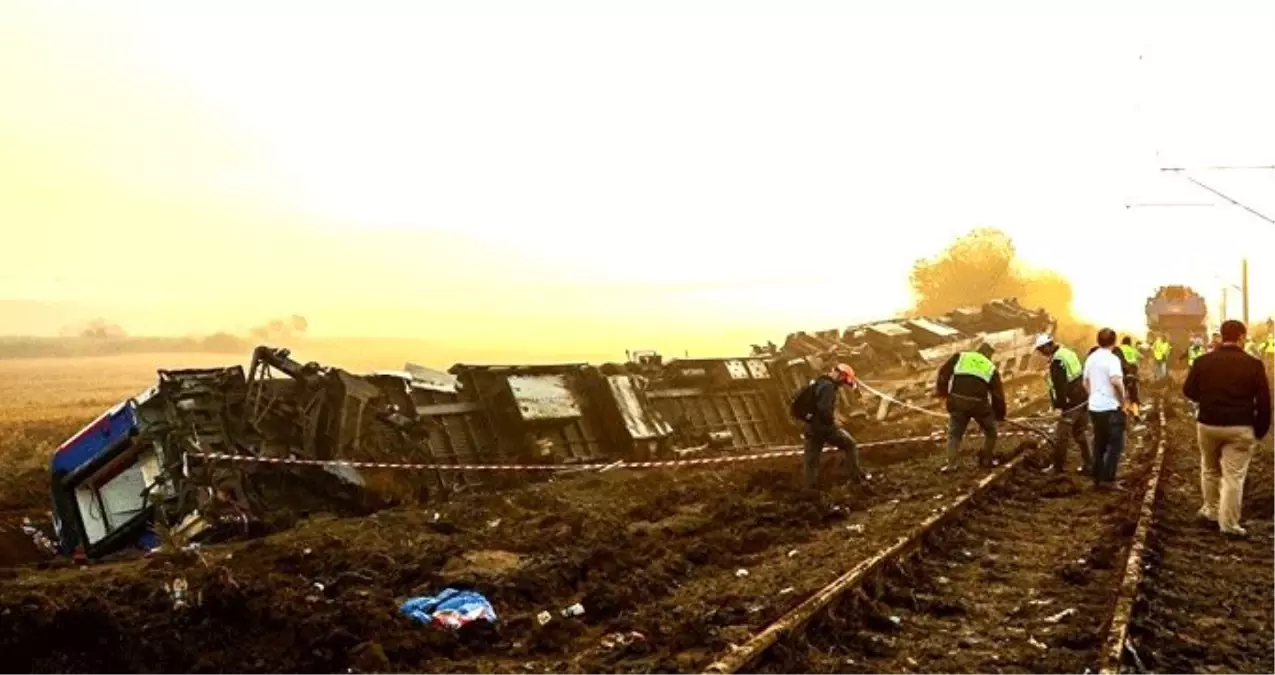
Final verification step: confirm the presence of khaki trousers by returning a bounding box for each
[1197,423,1257,532]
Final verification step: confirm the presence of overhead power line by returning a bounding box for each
[1160,168,1275,225]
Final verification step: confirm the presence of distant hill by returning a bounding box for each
[0,334,252,360]
[0,335,620,371]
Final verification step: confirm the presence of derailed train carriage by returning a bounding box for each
[50,298,1053,558]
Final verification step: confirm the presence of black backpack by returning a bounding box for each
[790,380,818,421]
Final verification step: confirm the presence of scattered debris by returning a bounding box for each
[736,569,749,578]
[1044,608,1076,624]
[399,588,497,629]
[1028,636,1048,650]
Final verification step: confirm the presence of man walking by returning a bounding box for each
[1118,336,1143,419]
[1186,337,1206,368]
[1151,334,1171,382]
[1183,320,1271,538]
[1083,328,1128,488]
[1034,335,1091,474]
[935,342,1006,472]
[792,363,866,489]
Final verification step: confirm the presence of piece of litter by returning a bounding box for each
[736,568,749,578]
[847,523,865,533]
[963,550,974,558]
[889,615,902,626]
[400,588,498,629]
[936,576,950,585]
[302,548,312,555]
[1029,636,1048,650]
[935,494,944,500]
[600,631,646,650]
[432,512,441,522]
[1028,599,1054,606]
[1044,608,1076,624]
[907,657,919,666]
[779,587,795,595]
[313,582,325,592]
[787,549,798,558]
[1077,558,1087,565]
[536,611,552,626]
[561,603,585,618]
[487,519,501,528]
[747,604,763,614]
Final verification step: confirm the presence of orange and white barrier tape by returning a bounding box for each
[187,430,1032,473]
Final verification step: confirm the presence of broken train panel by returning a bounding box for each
[773,298,1054,421]
[49,365,254,558]
[642,357,792,452]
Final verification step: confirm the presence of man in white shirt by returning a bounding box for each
[1083,328,1128,489]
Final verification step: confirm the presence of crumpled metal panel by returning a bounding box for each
[724,360,751,380]
[744,359,771,379]
[507,374,583,421]
[605,375,673,440]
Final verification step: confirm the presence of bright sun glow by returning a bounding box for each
[3,0,1274,363]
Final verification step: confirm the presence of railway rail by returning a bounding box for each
[704,399,1169,674]
[1121,396,1275,673]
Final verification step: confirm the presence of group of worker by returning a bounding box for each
[1147,329,1275,380]
[793,320,1271,539]
[790,326,1142,489]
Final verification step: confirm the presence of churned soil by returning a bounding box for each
[0,411,1038,674]
[759,406,1162,674]
[1126,398,1275,674]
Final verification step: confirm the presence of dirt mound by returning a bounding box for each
[0,524,42,569]
[0,427,1015,673]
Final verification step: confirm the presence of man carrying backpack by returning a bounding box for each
[791,363,865,489]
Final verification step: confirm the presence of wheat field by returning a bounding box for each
[0,353,246,513]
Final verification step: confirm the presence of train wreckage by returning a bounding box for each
[50,299,1053,558]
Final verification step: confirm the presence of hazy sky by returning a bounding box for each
[3,0,1273,361]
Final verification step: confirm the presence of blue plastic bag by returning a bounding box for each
[399,588,498,629]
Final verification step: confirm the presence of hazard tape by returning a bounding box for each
[186,431,1033,473]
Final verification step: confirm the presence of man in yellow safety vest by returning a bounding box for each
[1118,336,1142,419]
[1034,334,1092,474]
[1187,338,1206,367]
[1151,335,1172,381]
[935,342,1007,473]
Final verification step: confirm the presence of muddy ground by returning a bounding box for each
[1127,397,1275,674]
[0,404,1046,674]
[757,404,1161,674]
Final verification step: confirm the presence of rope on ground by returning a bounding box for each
[186,430,1034,473]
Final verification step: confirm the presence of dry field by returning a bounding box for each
[0,353,245,514]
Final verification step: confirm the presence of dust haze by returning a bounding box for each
[910,227,1098,346]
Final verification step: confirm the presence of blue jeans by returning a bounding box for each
[1154,360,1168,381]
[1089,409,1127,483]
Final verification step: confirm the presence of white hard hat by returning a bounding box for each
[1033,334,1055,350]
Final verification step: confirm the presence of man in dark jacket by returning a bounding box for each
[799,363,865,489]
[936,342,1006,472]
[1034,335,1091,474]
[1118,336,1142,419]
[1183,320,1272,538]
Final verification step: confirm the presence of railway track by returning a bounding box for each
[705,400,1169,674]
[1120,397,1275,673]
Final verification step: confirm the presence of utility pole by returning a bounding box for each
[1242,257,1249,326]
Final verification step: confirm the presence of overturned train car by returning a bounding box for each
[51,299,1053,558]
